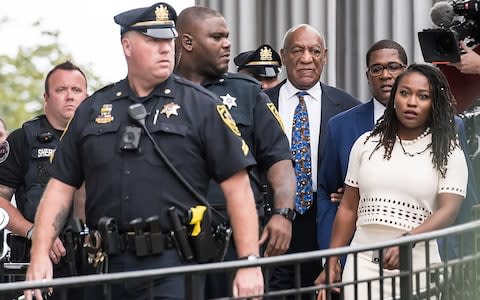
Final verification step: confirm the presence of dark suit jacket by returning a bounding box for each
[265,79,360,189]
[316,99,375,250]
[316,98,479,258]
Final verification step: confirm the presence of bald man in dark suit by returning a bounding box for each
[265,24,359,296]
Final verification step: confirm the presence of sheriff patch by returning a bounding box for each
[266,102,286,133]
[0,141,9,164]
[216,105,241,136]
[35,148,55,159]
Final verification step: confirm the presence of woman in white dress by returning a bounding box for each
[316,64,468,300]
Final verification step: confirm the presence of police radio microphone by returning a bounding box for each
[431,1,455,27]
[128,103,148,126]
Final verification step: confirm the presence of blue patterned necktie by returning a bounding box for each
[291,91,313,214]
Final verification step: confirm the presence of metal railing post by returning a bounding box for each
[399,243,413,300]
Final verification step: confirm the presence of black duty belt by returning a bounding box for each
[119,231,175,257]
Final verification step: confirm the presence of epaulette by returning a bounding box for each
[91,82,116,96]
[172,74,220,99]
[22,114,45,126]
[225,72,261,86]
[88,81,130,103]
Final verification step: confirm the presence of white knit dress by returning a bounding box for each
[341,131,468,300]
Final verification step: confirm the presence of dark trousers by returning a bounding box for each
[268,200,323,299]
[204,210,265,299]
[83,249,204,300]
[204,243,237,298]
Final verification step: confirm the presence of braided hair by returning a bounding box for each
[368,64,458,177]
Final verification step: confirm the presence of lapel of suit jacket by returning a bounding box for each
[357,98,376,132]
[319,82,344,156]
[265,79,286,108]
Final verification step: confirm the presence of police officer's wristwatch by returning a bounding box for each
[271,208,296,222]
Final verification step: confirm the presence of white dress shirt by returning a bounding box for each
[278,80,322,191]
[373,97,386,124]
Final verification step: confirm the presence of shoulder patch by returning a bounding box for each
[0,141,10,164]
[216,105,241,136]
[266,102,286,132]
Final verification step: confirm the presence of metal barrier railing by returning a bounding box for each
[1,219,479,300]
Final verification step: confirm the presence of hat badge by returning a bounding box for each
[260,46,273,61]
[155,5,170,23]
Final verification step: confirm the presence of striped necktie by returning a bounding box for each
[291,91,313,214]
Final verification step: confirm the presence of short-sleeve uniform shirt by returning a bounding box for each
[202,73,292,209]
[51,75,256,231]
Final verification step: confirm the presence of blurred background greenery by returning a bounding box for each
[0,17,104,130]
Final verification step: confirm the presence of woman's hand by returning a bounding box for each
[314,259,342,300]
[383,246,400,270]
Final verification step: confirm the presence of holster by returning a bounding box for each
[61,230,80,276]
[187,207,232,263]
[7,234,31,263]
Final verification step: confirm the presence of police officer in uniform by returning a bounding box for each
[176,6,296,298]
[234,44,283,90]
[0,61,88,298]
[25,3,263,300]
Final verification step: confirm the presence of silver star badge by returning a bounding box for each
[220,93,237,110]
[161,102,181,118]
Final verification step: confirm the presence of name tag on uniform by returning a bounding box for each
[34,148,55,159]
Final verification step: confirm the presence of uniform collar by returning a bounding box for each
[201,73,228,87]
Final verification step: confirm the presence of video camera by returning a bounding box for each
[418,0,480,63]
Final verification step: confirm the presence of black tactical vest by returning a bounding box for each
[16,115,59,222]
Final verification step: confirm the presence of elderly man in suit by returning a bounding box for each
[265,24,359,294]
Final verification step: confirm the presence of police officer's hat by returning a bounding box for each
[114,2,178,39]
[234,44,282,78]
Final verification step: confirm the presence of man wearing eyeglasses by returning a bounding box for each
[315,40,407,262]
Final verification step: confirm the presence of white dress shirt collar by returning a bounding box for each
[373,97,386,124]
[284,80,322,102]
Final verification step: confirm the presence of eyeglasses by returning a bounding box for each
[367,62,405,77]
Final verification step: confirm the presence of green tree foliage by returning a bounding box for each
[0,18,103,130]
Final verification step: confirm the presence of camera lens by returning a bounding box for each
[124,131,136,143]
